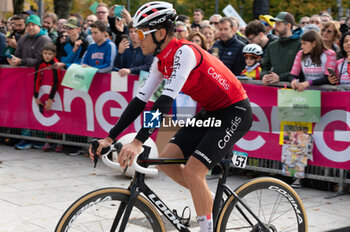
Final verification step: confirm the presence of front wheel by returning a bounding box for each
[55,187,165,232]
[217,177,307,232]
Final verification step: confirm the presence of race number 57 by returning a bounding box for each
[232,151,248,168]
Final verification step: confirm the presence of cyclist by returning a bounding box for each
[89,2,252,231]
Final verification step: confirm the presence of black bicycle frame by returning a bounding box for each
[111,148,270,232]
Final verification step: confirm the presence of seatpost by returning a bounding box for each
[213,152,232,225]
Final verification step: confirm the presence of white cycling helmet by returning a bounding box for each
[133,1,177,28]
[242,44,263,56]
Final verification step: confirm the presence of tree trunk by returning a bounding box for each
[13,0,25,14]
[54,0,72,19]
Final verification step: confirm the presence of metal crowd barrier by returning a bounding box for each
[1,79,349,197]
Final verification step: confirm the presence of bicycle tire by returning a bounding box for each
[55,187,166,232]
[217,177,307,232]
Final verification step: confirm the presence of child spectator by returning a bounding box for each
[290,30,337,91]
[81,21,116,73]
[33,43,63,152]
[240,44,263,80]
[34,43,61,112]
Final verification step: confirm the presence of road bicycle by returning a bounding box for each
[55,140,308,231]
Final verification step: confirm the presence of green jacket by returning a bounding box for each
[261,28,302,81]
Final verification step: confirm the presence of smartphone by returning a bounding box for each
[121,34,128,41]
[114,5,125,18]
[327,68,337,77]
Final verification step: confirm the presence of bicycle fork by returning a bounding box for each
[110,180,140,232]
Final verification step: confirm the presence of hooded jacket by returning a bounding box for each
[15,28,51,67]
[261,27,302,81]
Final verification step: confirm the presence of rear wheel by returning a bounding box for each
[217,177,307,232]
[55,188,165,232]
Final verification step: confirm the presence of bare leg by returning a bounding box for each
[157,143,188,188]
[158,143,212,216]
[182,156,212,216]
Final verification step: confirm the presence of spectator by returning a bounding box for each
[69,13,94,44]
[245,20,278,55]
[56,18,67,33]
[177,14,191,28]
[0,31,6,63]
[299,16,310,27]
[209,14,222,29]
[211,17,246,75]
[7,15,51,67]
[290,30,336,91]
[108,5,132,48]
[321,14,332,26]
[259,15,275,34]
[200,20,210,28]
[85,14,97,34]
[115,22,153,76]
[302,24,320,34]
[55,18,89,69]
[5,14,27,55]
[310,14,322,29]
[86,14,97,27]
[81,21,116,73]
[241,44,263,80]
[230,17,248,44]
[175,21,189,40]
[188,31,207,50]
[329,32,350,86]
[34,43,61,113]
[43,13,58,43]
[201,25,216,51]
[191,9,204,32]
[321,21,341,53]
[95,3,109,24]
[261,12,302,85]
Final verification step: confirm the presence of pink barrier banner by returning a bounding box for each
[0,67,152,140]
[234,84,350,170]
[1,67,349,170]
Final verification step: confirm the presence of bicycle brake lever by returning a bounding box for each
[91,139,100,168]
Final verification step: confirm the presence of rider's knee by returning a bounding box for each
[182,166,205,186]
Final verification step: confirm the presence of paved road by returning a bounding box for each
[0,144,349,231]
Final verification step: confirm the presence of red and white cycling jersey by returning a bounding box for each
[136,38,247,111]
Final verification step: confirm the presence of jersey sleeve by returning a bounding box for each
[136,57,164,102]
[161,45,197,99]
[290,50,303,77]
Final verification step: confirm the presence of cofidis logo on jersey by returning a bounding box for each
[143,110,162,128]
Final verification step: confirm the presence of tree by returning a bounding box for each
[54,0,72,19]
[13,0,25,14]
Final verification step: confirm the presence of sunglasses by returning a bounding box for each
[137,29,158,40]
[96,11,107,14]
[300,21,309,25]
[210,22,219,25]
[260,20,269,27]
[244,54,259,60]
[321,29,333,34]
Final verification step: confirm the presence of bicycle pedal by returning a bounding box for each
[173,206,191,227]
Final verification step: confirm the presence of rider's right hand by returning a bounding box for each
[89,137,114,162]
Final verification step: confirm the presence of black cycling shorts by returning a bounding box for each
[169,98,253,170]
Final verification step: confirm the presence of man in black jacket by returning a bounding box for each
[211,17,246,76]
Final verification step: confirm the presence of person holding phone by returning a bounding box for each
[328,32,350,86]
[114,22,153,76]
[108,4,132,47]
[289,30,337,91]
